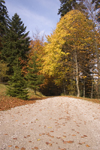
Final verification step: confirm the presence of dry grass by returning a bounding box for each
[62,95,100,104]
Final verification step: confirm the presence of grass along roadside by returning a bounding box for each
[0,83,100,111]
[62,95,100,104]
[0,83,45,111]
[0,83,7,96]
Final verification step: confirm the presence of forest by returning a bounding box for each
[0,0,100,100]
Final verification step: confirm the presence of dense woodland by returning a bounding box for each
[0,0,100,99]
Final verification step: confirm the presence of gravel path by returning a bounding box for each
[0,97,100,150]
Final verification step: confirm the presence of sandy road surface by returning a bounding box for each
[0,97,100,150]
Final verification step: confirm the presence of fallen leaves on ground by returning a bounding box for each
[86,145,90,147]
[0,95,36,111]
[81,135,87,138]
[15,146,19,149]
[48,126,52,128]
[21,148,26,150]
[0,95,47,111]
[79,142,85,145]
[46,142,52,146]
[0,95,99,111]
[67,141,74,143]
[13,138,17,140]
[34,147,39,149]
[62,140,74,144]
[72,134,76,136]
[8,145,12,147]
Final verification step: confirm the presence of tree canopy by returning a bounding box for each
[1,13,30,75]
[42,10,95,97]
[0,0,9,51]
[1,13,30,99]
[0,0,99,99]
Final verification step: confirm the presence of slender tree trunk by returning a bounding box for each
[83,79,85,97]
[91,79,93,99]
[94,30,100,99]
[63,80,66,95]
[75,50,80,97]
[34,89,36,95]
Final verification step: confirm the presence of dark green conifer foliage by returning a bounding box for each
[1,13,30,99]
[58,0,100,21]
[0,0,9,51]
[58,0,86,17]
[26,55,43,94]
[7,66,28,100]
[58,0,77,17]
[1,13,30,75]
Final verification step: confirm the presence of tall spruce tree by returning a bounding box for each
[1,13,30,99]
[1,13,30,75]
[0,0,9,51]
[0,0,10,82]
[7,66,28,100]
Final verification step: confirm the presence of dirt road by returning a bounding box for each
[0,97,100,150]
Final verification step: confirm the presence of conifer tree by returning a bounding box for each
[0,0,9,54]
[7,66,28,100]
[1,13,30,75]
[1,13,30,99]
[58,0,86,17]
[26,55,43,94]
[0,60,8,82]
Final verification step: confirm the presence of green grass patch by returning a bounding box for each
[0,83,45,99]
[0,83,7,96]
[27,88,45,99]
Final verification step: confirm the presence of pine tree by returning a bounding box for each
[1,13,30,75]
[1,13,30,99]
[58,0,77,17]
[7,66,28,100]
[0,0,9,54]
[26,55,43,95]
[58,0,86,17]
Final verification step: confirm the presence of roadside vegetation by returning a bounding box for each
[0,83,99,111]
[0,83,45,111]
[0,0,100,111]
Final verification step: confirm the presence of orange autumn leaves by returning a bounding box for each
[21,34,44,77]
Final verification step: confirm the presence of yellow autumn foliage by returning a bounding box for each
[42,10,94,79]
